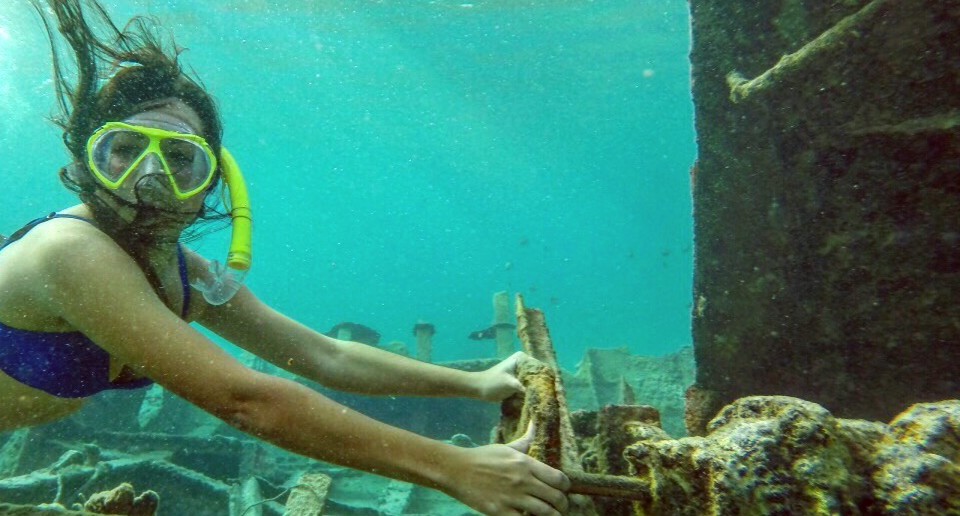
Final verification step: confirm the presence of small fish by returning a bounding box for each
[0,234,7,248]
[468,322,516,341]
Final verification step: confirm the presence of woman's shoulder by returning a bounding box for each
[11,214,118,262]
[0,213,124,328]
[0,214,135,292]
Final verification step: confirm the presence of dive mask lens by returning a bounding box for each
[90,129,150,186]
[159,138,216,196]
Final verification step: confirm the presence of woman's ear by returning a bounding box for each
[63,161,87,181]
[64,161,79,177]
[59,161,93,192]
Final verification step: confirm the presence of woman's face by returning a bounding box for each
[97,99,212,222]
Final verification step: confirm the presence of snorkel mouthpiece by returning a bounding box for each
[193,259,248,306]
[191,147,253,305]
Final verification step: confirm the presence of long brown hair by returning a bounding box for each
[33,0,230,310]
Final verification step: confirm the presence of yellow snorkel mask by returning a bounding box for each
[86,122,218,200]
[86,122,253,305]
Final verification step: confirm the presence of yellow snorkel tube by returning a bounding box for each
[221,148,252,272]
[190,147,253,305]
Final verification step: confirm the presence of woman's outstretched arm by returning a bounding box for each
[43,230,568,515]
[191,257,523,402]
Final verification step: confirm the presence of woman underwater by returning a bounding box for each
[0,1,569,514]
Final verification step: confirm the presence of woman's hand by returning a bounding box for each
[443,423,570,515]
[473,351,528,402]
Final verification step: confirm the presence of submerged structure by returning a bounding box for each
[500,297,960,515]
[688,0,960,430]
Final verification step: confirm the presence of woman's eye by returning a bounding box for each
[167,151,193,168]
[113,143,141,158]
[162,140,200,170]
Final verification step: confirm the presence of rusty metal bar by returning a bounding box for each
[567,471,651,502]
[727,0,893,103]
[504,295,651,504]
[515,294,581,472]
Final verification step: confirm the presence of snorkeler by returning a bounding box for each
[0,2,570,515]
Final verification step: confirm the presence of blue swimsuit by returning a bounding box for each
[0,213,190,398]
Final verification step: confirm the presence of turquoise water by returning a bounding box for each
[0,1,694,368]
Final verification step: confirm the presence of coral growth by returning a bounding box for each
[83,483,159,516]
[613,396,960,515]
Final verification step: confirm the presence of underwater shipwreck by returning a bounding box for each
[2,0,960,514]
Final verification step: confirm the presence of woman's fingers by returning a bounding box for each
[515,495,563,516]
[504,421,571,488]
[449,439,570,515]
[506,425,570,513]
[521,452,570,512]
[527,454,571,492]
[506,420,537,453]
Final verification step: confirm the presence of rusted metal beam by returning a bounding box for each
[500,295,651,507]
[727,0,894,103]
[567,471,651,502]
[514,295,581,473]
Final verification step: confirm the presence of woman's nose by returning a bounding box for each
[134,153,164,177]
[130,153,175,200]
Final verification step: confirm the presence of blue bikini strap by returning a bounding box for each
[0,213,92,250]
[177,245,191,319]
